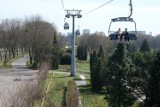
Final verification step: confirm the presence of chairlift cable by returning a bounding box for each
[82,0,113,16]
[61,0,66,14]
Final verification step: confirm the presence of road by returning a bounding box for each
[0,55,38,106]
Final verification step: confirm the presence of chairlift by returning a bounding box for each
[64,22,69,30]
[108,0,137,41]
[75,29,80,35]
[108,17,137,41]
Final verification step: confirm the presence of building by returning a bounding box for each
[83,29,90,35]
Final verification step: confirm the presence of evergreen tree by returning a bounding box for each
[77,46,87,60]
[140,39,151,52]
[145,51,160,107]
[98,45,104,58]
[95,45,105,92]
[90,53,93,83]
[60,52,71,65]
[90,51,97,91]
[77,46,81,59]
[51,34,60,69]
[106,43,136,107]
[90,46,105,92]
[83,46,87,60]
[126,43,137,53]
[131,51,156,107]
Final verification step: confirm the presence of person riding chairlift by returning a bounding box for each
[122,28,129,42]
[115,28,121,40]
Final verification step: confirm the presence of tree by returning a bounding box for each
[90,46,105,92]
[90,51,97,91]
[130,51,155,105]
[77,46,87,60]
[140,39,151,52]
[60,52,71,65]
[126,43,137,53]
[95,45,105,92]
[78,32,114,55]
[51,34,60,70]
[24,16,57,68]
[106,43,136,107]
[145,50,160,107]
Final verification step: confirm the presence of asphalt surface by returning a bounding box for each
[0,56,87,106]
[0,55,38,106]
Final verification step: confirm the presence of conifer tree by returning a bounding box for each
[90,51,97,91]
[140,39,151,52]
[51,34,60,69]
[106,43,136,107]
[95,45,105,92]
[77,46,87,60]
[145,50,160,107]
[90,46,105,92]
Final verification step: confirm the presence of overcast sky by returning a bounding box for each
[0,0,160,36]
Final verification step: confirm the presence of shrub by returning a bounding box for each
[60,52,71,65]
[66,48,72,54]
[66,80,79,107]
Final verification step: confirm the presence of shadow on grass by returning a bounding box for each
[79,85,107,96]
[55,76,70,79]
[79,85,94,95]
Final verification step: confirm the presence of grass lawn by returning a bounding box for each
[43,72,73,107]
[58,59,90,73]
[76,60,89,71]
[79,75,109,107]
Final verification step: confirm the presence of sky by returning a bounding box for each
[0,0,160,36]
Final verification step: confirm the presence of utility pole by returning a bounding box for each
[65,9,82,77]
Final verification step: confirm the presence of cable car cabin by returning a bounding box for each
[108,17,137,41]
[75,29,80,35]
[64,22,69,30]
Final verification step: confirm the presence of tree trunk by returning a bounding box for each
[3,51,7,66]
[11,48,15,58]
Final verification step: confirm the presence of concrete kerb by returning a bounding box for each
[75,74,87,107]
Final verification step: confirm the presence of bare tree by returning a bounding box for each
[24,16,57,68]
[79,31,114,56]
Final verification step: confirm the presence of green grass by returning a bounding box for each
[58,65,71,72]
[58,59,90,73]
[77,62,89,71]
[79,75,109,107]
[76,60,90,74]
[80,86,108,107]
[43,72,73,107]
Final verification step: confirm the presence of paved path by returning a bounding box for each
[0,55,38,106]
[75,75,87,87]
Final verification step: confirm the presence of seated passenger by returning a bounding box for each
[115,28,121,40]
[122,28,129,41]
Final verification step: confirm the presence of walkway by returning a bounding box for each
[0,55,38,106]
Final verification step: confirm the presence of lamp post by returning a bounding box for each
[65,9,82,77]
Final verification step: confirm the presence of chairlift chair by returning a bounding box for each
[108,0,137,41]
[108,17,137,41]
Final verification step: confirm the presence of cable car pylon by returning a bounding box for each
[65,9,82,77]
